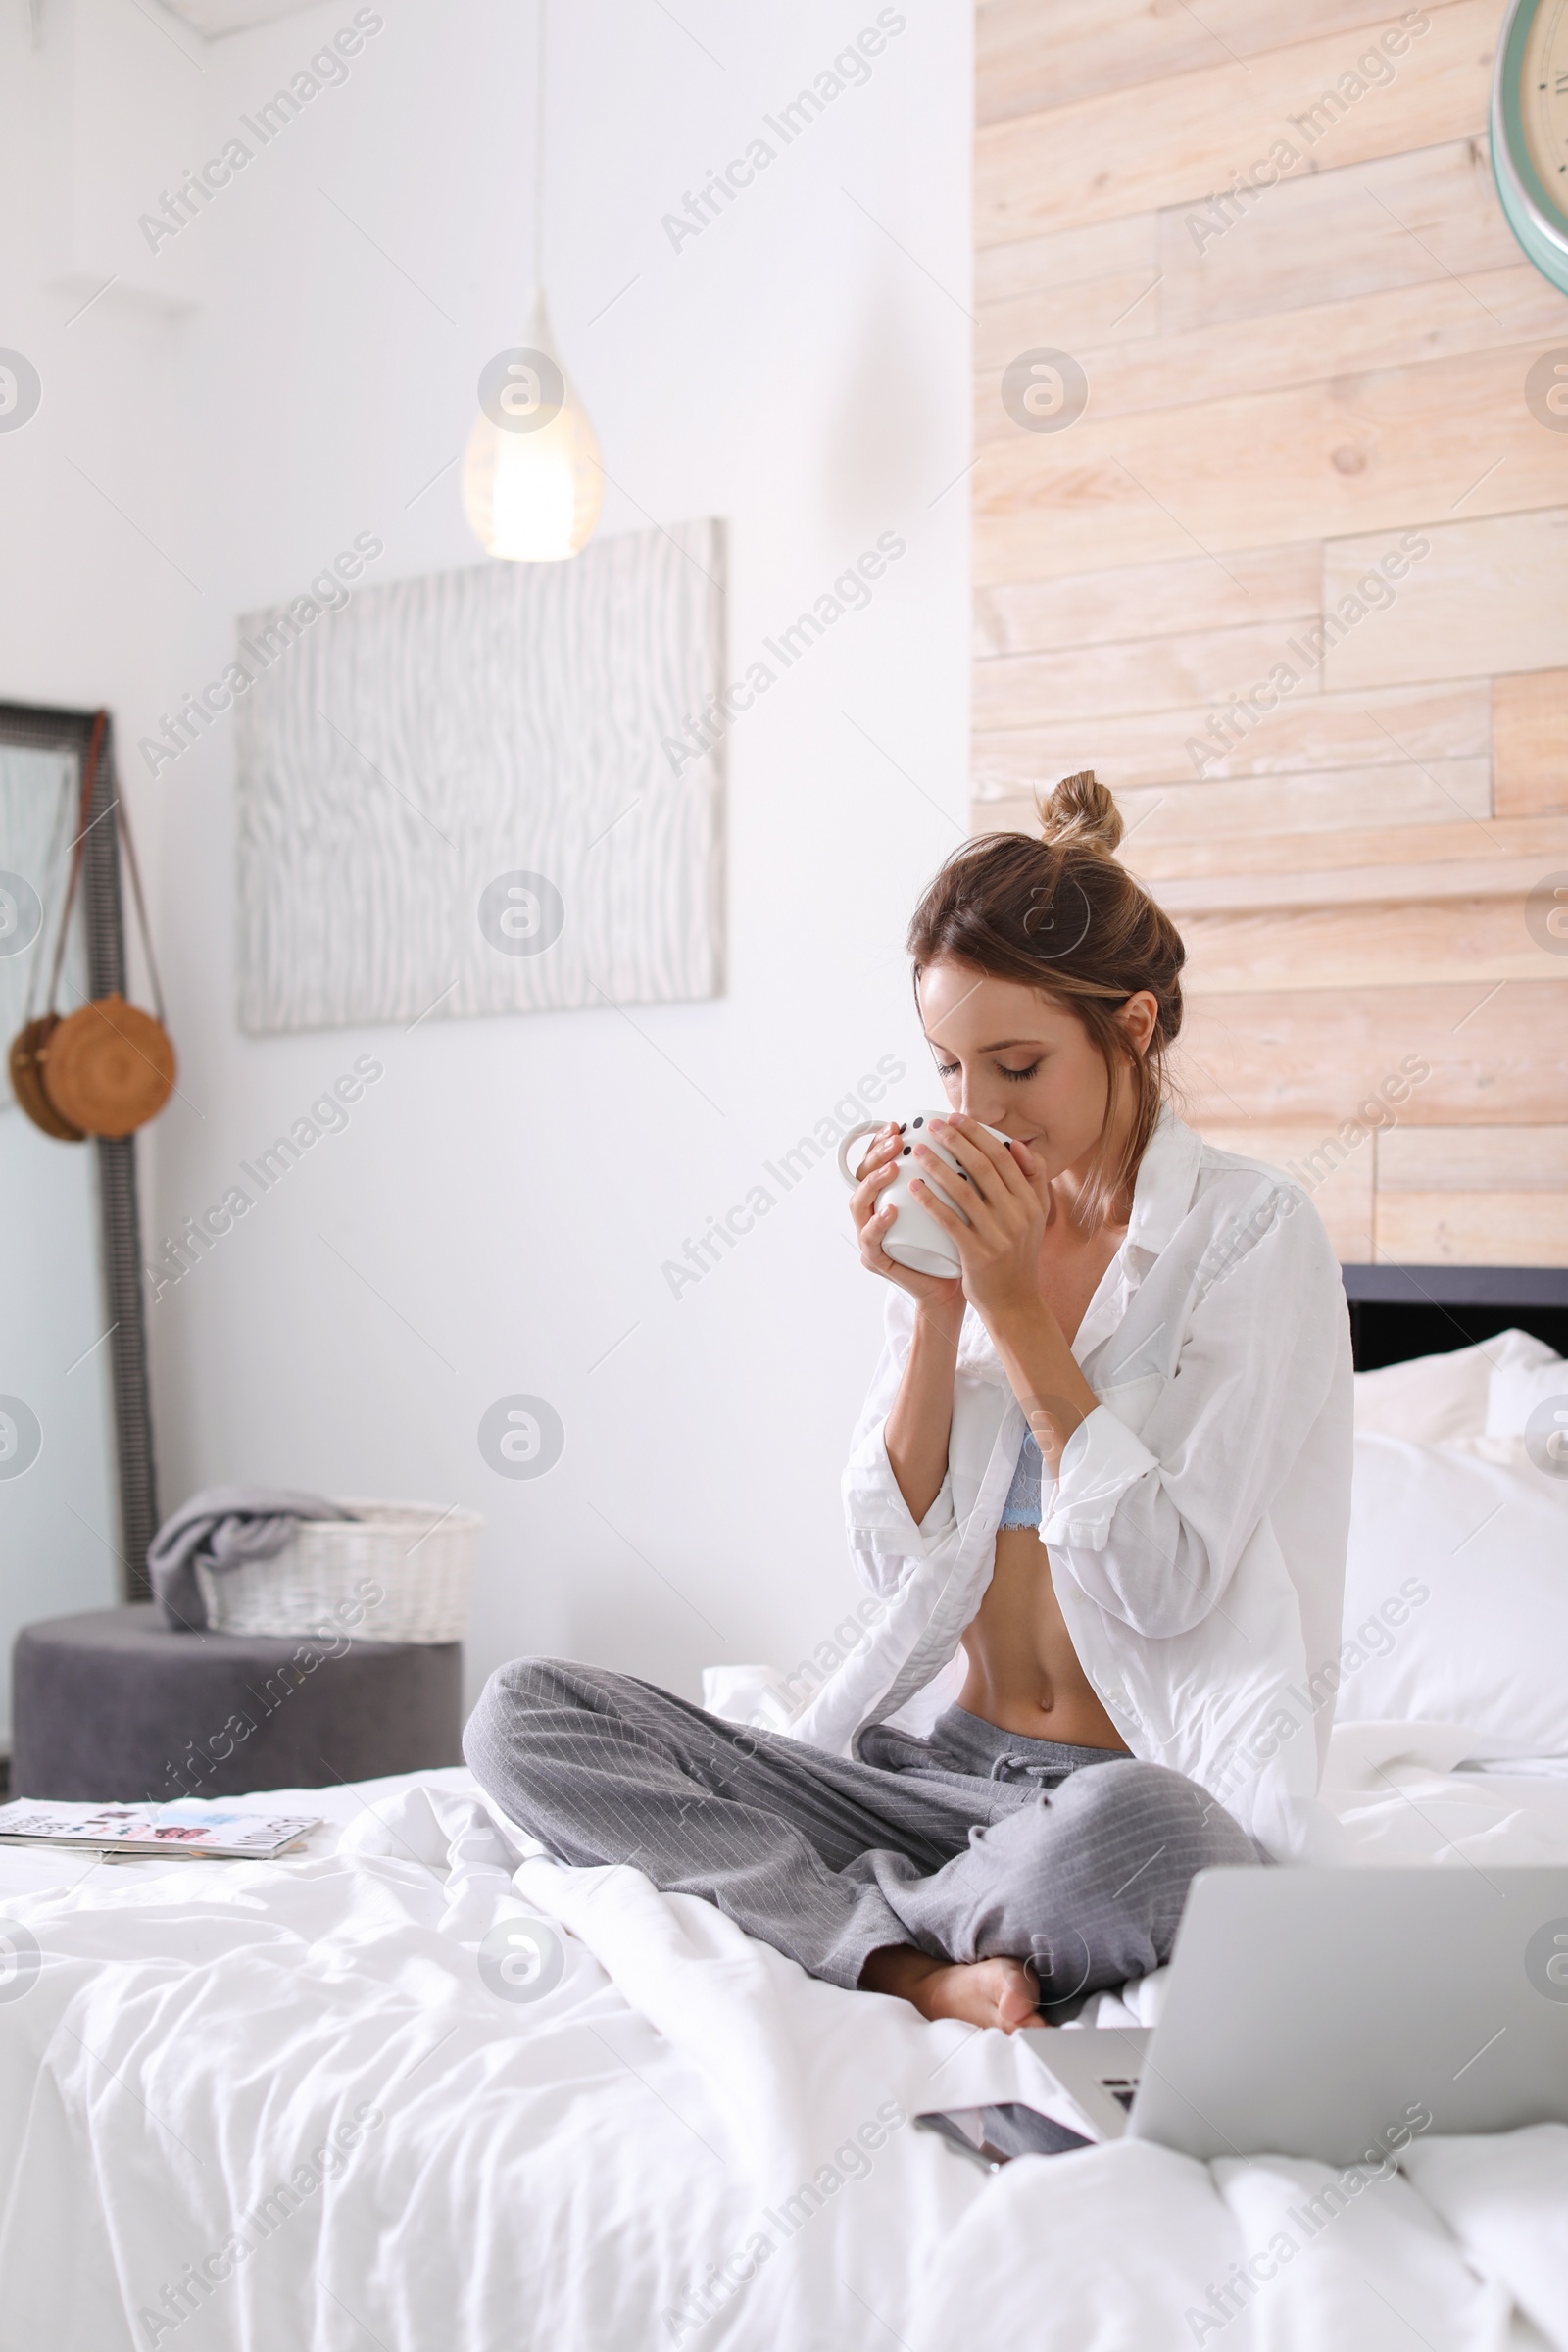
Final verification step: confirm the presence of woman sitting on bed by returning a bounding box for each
[466,772,1353,2033]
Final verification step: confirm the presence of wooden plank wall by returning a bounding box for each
[973,0,1568,1265]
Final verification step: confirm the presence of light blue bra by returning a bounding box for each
[999,1430,1044,1530]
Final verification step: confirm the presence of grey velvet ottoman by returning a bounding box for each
[11,1606,464,1802]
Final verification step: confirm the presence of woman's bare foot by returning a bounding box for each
[858,1943,1043,2033]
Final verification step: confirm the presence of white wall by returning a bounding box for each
[0,0,204,1728]
[4,0,972,1712]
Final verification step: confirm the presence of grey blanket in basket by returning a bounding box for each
[148,1487,359,1632]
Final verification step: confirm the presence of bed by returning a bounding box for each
[3,1268,1566,2350]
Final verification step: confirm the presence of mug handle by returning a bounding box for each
[836,1118,887,1187]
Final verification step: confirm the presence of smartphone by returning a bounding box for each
[913,2102,1093,2172]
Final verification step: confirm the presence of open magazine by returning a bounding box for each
[0,1799,321,1859]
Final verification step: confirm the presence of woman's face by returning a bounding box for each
[915,958,1155,1183]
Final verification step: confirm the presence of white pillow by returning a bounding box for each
[1487,1358,1568,1467]
[1331,1433,1568,1759]
[1352,1327,1558,1445]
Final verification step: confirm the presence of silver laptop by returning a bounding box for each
[1030,1866,1568,2164]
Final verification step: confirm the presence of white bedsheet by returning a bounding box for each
[0,1729,1564,2350]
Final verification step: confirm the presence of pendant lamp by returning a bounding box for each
[463,0,602,563]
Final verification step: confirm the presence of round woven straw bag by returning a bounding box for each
[7,711,176,1142]
[42,991,175,1137]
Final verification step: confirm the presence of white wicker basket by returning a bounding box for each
[195,1500,484,1644]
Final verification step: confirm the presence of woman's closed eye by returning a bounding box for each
[931,1058,1044,1083]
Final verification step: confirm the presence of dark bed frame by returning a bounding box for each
[1342,1263,1568,1372]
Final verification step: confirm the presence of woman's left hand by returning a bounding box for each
[909,1115,1051,1334]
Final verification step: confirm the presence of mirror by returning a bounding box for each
[0,705,158,1762]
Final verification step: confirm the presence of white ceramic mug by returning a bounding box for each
[837,1110,1012,1279]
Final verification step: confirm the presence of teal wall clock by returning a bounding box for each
[1494,0,1568,293]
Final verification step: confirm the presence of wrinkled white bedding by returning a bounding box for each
[0,1725,1564,2351]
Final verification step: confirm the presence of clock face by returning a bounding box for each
[1520,0,1568,213]
[1494,0,1568,291]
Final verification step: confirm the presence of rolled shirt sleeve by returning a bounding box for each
[1042,1183,1346,1639]
[840,1296,960,1595]
[844,1419,956,1587]
[1041,1405,1157,1549]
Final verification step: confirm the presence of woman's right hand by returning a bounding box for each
[851,1124,966,1318]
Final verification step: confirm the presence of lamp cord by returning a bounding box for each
[533,0,546,291]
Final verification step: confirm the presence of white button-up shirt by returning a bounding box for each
[791,1111,1354,1858]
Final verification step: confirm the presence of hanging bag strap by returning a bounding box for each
[115,779,167,1027]
[43,710,107,1017]
[38,711,166,1025]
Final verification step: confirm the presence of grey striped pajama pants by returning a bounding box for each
[463,1657,1263,2000]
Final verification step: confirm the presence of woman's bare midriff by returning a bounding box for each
[958,1524,1129,1750]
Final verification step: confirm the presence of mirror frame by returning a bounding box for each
[1,700,158,1600]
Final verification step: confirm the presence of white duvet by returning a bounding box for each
[1,1724,1565,2351]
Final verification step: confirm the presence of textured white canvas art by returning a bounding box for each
[234,516,725,1035]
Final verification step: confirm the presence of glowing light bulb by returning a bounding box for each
[463,291,602,563]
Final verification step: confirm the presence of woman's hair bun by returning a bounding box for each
[1036,769,1124,857]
